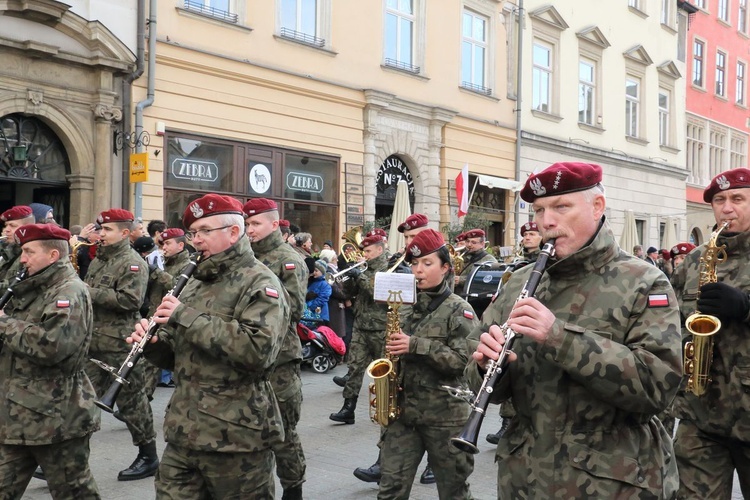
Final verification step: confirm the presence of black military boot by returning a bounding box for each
[281,485,303,500]
[353,452,381,483]
[32,466,45,480]
[332,373,349,387]
[485,417,510,445]
[419,464,435,484]
[117,441,159,481]
[329,397,357,424]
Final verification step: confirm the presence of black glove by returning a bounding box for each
[306,291,318,301]
[698,282,750,321]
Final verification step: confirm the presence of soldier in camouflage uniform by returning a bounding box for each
[243,198,308,500]
[84,209,158,481]
[0,224,100,499]
[671,168,750,498]
[0,206,35,288]
[330,234,390,425]
[454,228,496,292]
[132,194,289,498]
[377,229,475,499]
[467,162,682,498]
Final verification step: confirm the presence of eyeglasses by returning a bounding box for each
[186,225,233,239]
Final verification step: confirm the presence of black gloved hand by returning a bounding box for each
[306,291,318,301]
[698,282,750,321]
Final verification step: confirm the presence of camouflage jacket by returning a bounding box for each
[456,250,497,288]
[147,250,192,316]
[466,219,682,498]
[85,238,148,353]
[671,229,750,440]
[344,252,389,332]
[251,229,307,367]
[398,279,476,426]
[0,243,23,289]
[0,260,100,445]
[143,236,290,453]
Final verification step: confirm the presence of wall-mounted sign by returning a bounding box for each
[249,163,271,194]
[171,158,219,183]
[376,155,415,199]
[129,152,148,183]
[286,171,324,193]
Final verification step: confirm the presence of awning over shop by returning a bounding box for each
[476,174,522,192]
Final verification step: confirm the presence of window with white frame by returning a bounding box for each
[461,9,489,94]
[661,0,672,26]
[625,78,640,138]
[184,0,238,22]
[579,58,596,125]
[692,39,705,87]
[629,0,640,9]
[738,61,747,105]
[741,0,748,33]
[385,0,417,71]
[277,0,331,47]
[658,89,670,146]
[532,41,552,113]
[709,126,727,179]
[695,0,706,7]
[716,50,727,96]
[719,0,729,22]
[686,121,705,184]
[731,134,748,168]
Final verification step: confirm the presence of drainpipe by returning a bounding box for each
[513,0,525,237]
[134,0,157,218]
[121,0,146,208]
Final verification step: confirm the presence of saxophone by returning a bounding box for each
[684,220,730,396]
[366,291,403,426]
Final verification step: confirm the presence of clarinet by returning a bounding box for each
[449,239,556,454]
[91,254,202,413]
[0,267,28,309]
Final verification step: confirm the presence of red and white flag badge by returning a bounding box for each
[56,299,70,308]
[284,263,296,270]
[463,310,475,319]
[130,265,140,272]
[648,294,669,308]
[265,287,279,298]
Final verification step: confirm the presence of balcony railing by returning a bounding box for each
[279,27,325,48]
[184,0,238,23]
[461,81,492,96]
[384,58,420,74]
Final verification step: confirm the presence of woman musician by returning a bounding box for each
[380,229,477,500]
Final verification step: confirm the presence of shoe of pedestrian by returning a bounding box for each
[353,462,381,483]
[281,485,303,500]
[113,410,127,423]
[32,466,45,481]
[333,374,349,387]
[485,430,501,445]
[117,442,159,481]
[329,397,356,424]
[419,465,436,484]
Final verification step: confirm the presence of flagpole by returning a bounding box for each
[464,176,480,217]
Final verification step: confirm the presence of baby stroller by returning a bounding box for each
[296,321,346,374]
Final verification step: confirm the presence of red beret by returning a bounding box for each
[161,228,185,241]
[454,232,467,243]
[14,223,71,246]
[183,194,243,229]
[243,198,278,217]
[520,221,539,236]
[397,213,429,233]
[360,234,385,249]
[660,249,671,261]
[366,228,387,238]
[97,209,135,224]
[670,242,696,258]
[0,205,33,222]
[520,162,603,203]
[464,229,485,239]
[405,229,445,262]
[703,168,750,203]
[279,219,290,228]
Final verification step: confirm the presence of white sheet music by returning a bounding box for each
[373,272,416,305]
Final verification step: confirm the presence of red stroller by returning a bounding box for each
[296,322,346,373]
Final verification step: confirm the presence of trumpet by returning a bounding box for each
[448,238,556,454]
[91,254,202,413]
[326,260,368,284]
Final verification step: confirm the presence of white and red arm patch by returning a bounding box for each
[265,287,279,299]
[130,265,140,272]
[647,293,669,308]
[56,299,70,308]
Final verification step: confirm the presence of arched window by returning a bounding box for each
[0,114,69,183]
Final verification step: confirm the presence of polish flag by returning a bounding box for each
[456,163,469,217]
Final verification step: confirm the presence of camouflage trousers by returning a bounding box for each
[143,361,161,400]
[270,363,305,490]
[499,398,516,419]
[343,327,385,400]
[378,420,474,500]
[86,352,156,446]
[674,419,750,499]
[155,442,274,499]
[0,435,99,500]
